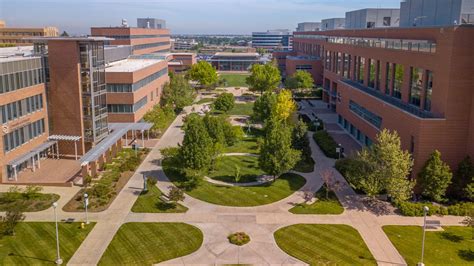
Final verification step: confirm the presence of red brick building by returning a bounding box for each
[283,25,474,174]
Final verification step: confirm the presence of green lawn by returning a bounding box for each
[227,102,254,116]
[293,154,315,173]
[0,192,59,212]
[223,127,262,154]
[131,184,188,213]
[383,226,473,265]
[209,155,264,183]
[274,224,376,265]
[164,158,306,206]
[0,222,95,265]
[289,186,344,214]
[99,223,203,265]
[195,97,214,104]
[219,73,249,87]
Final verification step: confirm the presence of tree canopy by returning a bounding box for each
[161,74,194,112]
[252,92,277,123]
[419,150,452,202]
[187,61,218,88]
[246,63,281,94]
[179,114,213,174]
[213,92,235,113]
[272,89,297,122]
[285,70,314,90]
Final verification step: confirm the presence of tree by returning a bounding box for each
[167,186,185,206]
[321,170,341,199]
[234,165,241,183]
[143,105,175,135]
[213,92,235,112]
[161,74,194,112]
[246,63,281,94]
[187,61,218,89]
[60,31,69,37]
[449,156,474,200]
[292,119,311,161]
[0,207,25,236]
[203,115,226,144]
[352,129,414,201]
[418,150,453,202]
[285,70,314,90]
[259,119,301,181]
[252,92,277,122]
[223,125,244,146]
[179,114,213,176]
[272,89,297,121]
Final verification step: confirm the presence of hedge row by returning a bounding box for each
[313,131,338,159]
[395,201,473,217]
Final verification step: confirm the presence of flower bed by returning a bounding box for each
[228,232,250,246]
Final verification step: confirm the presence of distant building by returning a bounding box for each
[345,8,400,29]
[296,22,321,32]
[321,18,346,30]
[209,52,268,71]
[252,30,292,51]
[137,18,166,29]
[400,0,474,27]
[172,38,198,50]
[0,24,58,46]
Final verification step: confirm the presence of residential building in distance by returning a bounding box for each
[296,22,321,32]
[171,38,198,50]
[91,24,171,55]
[105,56,169,123]
[321,18,346,31]
[252,30,292,51]
[0,23,59,46]
[345,8,400,29]
[400,0,474,27]
[137,18,166,29]
[209,52,269,71]
[289,25,474,175]
[0,47,50,182]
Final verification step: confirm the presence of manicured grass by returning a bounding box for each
[195,97,214,104]
[209,155,264,183]
[0,222,95,265]
[289,186,344,214]
[223,136,259,154]
[227,102,254,116]
[219,73,249,87]
[164,158,306,206]
[274,224,376,265]
[383,226,473,265]
[0,192,59,212]
[131,184,188,213]
[99,223,203,265]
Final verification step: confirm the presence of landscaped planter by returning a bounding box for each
[228,232,250,246]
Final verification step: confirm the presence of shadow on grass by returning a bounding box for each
[458,249,474,261]
[8,253,54,264]
[440,231,465,243]
[155,202,178,211]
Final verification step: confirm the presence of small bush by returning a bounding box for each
[447,202,474,216]
[228,232,250,246]
[313,131,338,159]
[213,92,235,112]
[335,158,366,189]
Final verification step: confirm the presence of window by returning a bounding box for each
[385,63,392,95]
[343,54,350,79]
[383,17,391,26]
[376,61,381,90]
[296,65,312,70]
[107,68,168,93]
[410,67,424,107]
[0,94,44,124]
[368,59,376,88]
[336,52,342,75]
[349,100,382,128]
[367,22,375,28]
[393,64,404,99]
[357,57,365,84]
[424,71,434,111]
[3,119,45,153]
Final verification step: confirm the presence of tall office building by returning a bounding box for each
[0,24,58,46]
[296,22,321,32]
[137,18,166,29]
[400,0,474,27]
[345,8,400,29]
[252,30,292,51]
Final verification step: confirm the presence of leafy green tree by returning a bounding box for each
[273,89,297,121]
[179,114,213,176]
[0,207,25,236]
[292,120,311,161]
[213,93,235,112]
[259,119,301,181]
[252,92,277,122]
[223,125,244,146]
[167,186,185,206]
[187,61,218,89]
[161,74,194,112]
[234,165,241,183]
[203,115,226,144]
[449,156,474,200]
[246,63,281,94]
[352,129,414,201]
[419,150,453,202]
[143,105,175,135]
[285,70,314,90]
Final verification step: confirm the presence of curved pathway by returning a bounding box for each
[4,102,465,265]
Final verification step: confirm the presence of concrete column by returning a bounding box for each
[90,161,97,178]
[98,154,105,170]
[81,164,89,178]
[105,149,112,164]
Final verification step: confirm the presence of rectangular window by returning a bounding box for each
[358,57,365,84]
[376,61,381,90]
[336,52,342,75]
[424,70,433,111]
[368,59,376,88]
[349,100,382,128]
[343,54,350,79]
[385,63,392,95]
[393,64,403,99]
[409,67,424,107]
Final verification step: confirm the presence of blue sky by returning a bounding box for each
[0,0,401,34]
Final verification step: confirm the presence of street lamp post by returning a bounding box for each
[417,206,430,266]
[52,202,63,265]
[336,144,342,159]
[83,193,89,225]
[143,173,148,192]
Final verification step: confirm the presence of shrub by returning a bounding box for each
[228,232,250,246]
[213,92,235,112]
[147,177,158,186]
[160,147,180,159]
[447,202,474,216]
[313,131,338,159]
[393,201,473,217]
[335,158,366,189]
[0,208,25,236]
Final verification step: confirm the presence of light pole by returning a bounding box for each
[83,193,89,225]
[336,144,342,159]
[52,202,63,265]
[417,206,429,266]
[143,173,148,192]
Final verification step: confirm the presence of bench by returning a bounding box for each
[159,194,171,203]
[425,220,441,230]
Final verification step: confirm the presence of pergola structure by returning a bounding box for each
[48,135,82,160]
[7,140,59,181]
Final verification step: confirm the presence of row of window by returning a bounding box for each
[132,41,170,51]
[0,94,44,124]
[103,34,170,40]
[107,67,168,93]
[107,96,148,113]
[3,119,45,153]
[296,65,313,70]
[338,115,373,147]
[325,51,434,112]
[349,100,382,129]
[0,68,44,94]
